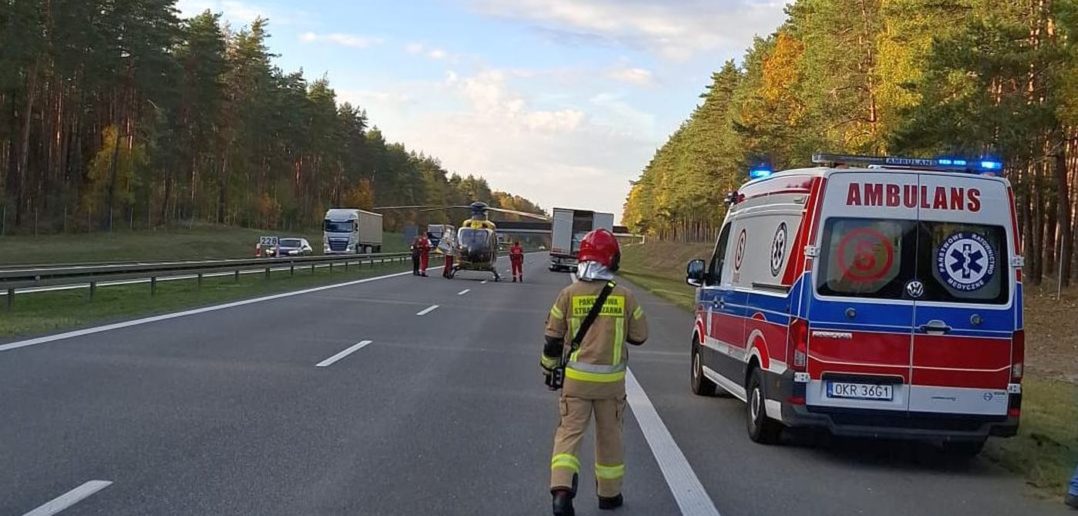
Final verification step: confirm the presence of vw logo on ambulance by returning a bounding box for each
[684,153,1024,457]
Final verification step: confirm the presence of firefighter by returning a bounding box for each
[410,236,422,276]
[540,229,648,515]
[510,241,525,282]
[417,233,432,277]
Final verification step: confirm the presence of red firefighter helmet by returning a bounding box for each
[577,229,620,271]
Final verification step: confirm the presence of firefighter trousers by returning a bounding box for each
[550,396,626,498]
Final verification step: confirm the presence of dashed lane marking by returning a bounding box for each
[457,289,470,296]
[315,340,372,367]
[416,304,440,316]
[22,480,112,516]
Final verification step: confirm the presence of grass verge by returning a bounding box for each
[0,260,412,338]
[620,241,1078,497]
[0,224,407,265]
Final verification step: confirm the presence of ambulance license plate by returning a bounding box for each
[826,381,893,401]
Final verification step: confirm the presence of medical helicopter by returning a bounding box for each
[373,201,548,281]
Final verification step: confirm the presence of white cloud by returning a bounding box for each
[338,90,414,108]
[607,66,654,87]
[300,32,383,48]
[353,70,654,219]
[176,0,309,27]
[405,42,457,61]
[471,0,787,60]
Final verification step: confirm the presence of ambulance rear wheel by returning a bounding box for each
[690,338,717,396]
[747,368,782,444]
[941,439,986,458]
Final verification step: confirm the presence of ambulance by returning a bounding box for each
[685,154,1023,455]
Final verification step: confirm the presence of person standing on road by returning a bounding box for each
[510,241,525,282]
[1067,464,1078,509]
[442,234,458,279]
[540,229,648,516]
[417,233,432,277]
[410,236,422,276]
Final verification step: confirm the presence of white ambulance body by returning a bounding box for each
[686,155,1023,455]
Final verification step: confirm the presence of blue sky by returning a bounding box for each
[177,0,789,220]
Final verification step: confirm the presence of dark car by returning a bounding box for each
[277,238,313,257]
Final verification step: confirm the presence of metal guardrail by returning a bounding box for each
[0,252,412,309]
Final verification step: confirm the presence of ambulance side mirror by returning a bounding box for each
[686,259,706,287]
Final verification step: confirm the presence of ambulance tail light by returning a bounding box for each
[788,317,809,371]
[1010,330,1024,382]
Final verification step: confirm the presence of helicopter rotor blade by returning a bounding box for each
[483,207,550,221]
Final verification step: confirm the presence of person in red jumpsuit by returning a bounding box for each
[510,241,525,282]
[417,234,432,277]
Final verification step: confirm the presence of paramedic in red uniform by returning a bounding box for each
[417,234,432,277]
[510,241,525,282]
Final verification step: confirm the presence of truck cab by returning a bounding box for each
[686,154,1023,455]
[323,208,383,255]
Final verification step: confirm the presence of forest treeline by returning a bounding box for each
[623,0,1077,286]
[0,2,542,235]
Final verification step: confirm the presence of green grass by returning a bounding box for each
[984,379,1078,494]
[0,224,408,265]
[620,241,1078,497]
[618,240,710,310]
[0,259,412,338]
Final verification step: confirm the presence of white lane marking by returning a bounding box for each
[457,289,470,296]
[480,280,488,285]
[416,304,439,316]
[23,480,112,516]
[316,340,372,367]
[0,270,415,353]
[625,369,721,516]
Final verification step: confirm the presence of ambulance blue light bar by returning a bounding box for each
[812,153,1003,174]
[749,167,773,179]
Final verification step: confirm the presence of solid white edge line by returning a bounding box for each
[416,304,439,316]
[1,261,381,296]
[23,480,112,516]
[457,289,470,296]
[316,340,372,367]
[0,270,415,353]
[625,369,721,516]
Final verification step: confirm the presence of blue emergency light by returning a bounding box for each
[749,167,773,179]
[812,153,1004,174]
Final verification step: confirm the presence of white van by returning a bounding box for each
[685,154,1023,456]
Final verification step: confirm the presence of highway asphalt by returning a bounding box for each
[0,254,1064,515]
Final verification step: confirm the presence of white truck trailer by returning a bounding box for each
[548,208,614,271]
[323,208,383,254]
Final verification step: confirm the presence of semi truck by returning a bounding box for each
[549,208,614,271]
[323,208,383,254]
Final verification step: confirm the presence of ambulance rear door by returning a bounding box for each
[808,171,920,414]
[908,172,1015,416]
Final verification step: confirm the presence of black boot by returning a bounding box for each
[552,490,575,516]
[598,493,623,510]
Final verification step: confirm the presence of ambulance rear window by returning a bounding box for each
[816,218,1010,304]
[816,219,914,299]
[922,222,1008,304]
